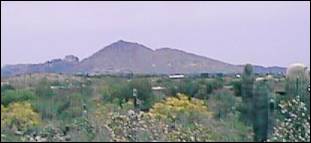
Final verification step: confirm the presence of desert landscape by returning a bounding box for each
[1,1,310,142]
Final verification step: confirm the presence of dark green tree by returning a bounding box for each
[178,79,199,97]
[111,82,131,108]
[129,78,155,111]
[231,79,242,97]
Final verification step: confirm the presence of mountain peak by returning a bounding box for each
[115,39,130,44]
[111,40,139,47]
[103,40,153,52]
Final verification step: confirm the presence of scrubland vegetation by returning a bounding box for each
[1,64,310,142]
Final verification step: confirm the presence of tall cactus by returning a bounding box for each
[240,64,255,125]
[253,80,271,142]
[285,63,310,110]
[286,64,308,95]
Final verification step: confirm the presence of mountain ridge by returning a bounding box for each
[1,40,286,77]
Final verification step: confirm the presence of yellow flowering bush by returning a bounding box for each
[101,94,214,142]
[1,102,41,131]
[149,93,212,120]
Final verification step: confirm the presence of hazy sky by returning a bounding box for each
[1,1,310,67]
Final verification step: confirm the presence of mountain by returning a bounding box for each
[1,40,286,77]
[73,40,241,74]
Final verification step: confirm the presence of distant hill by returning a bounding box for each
[1,55,79,77]
[1,40,286,77]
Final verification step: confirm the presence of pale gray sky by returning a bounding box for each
[1,1,310,67]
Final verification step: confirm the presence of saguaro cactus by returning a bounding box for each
[240,64,255,125]
[285,63,310,109]
[286,64,308,93]
[253,80,270,142]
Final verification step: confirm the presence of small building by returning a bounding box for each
[50,85,66,89]
[169,74,185,79]
[235,74,241,78]
[152,86,166,91]
[152,86,166,99]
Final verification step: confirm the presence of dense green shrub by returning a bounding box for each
[31,98,58,120]
[58,93,85,120]
[31,92,85,120]
[208,91,237,120]
[1,84,15,93]
[165,78,224,100]
[1,89,36,106]
[35,79,55,97]
[178,79,199,97]
[109,82,132,107]
[230,79,242,97]
[129,79,156,111]
[207,114,253,142]
[195,78,224,99]
[100,78,156,111]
